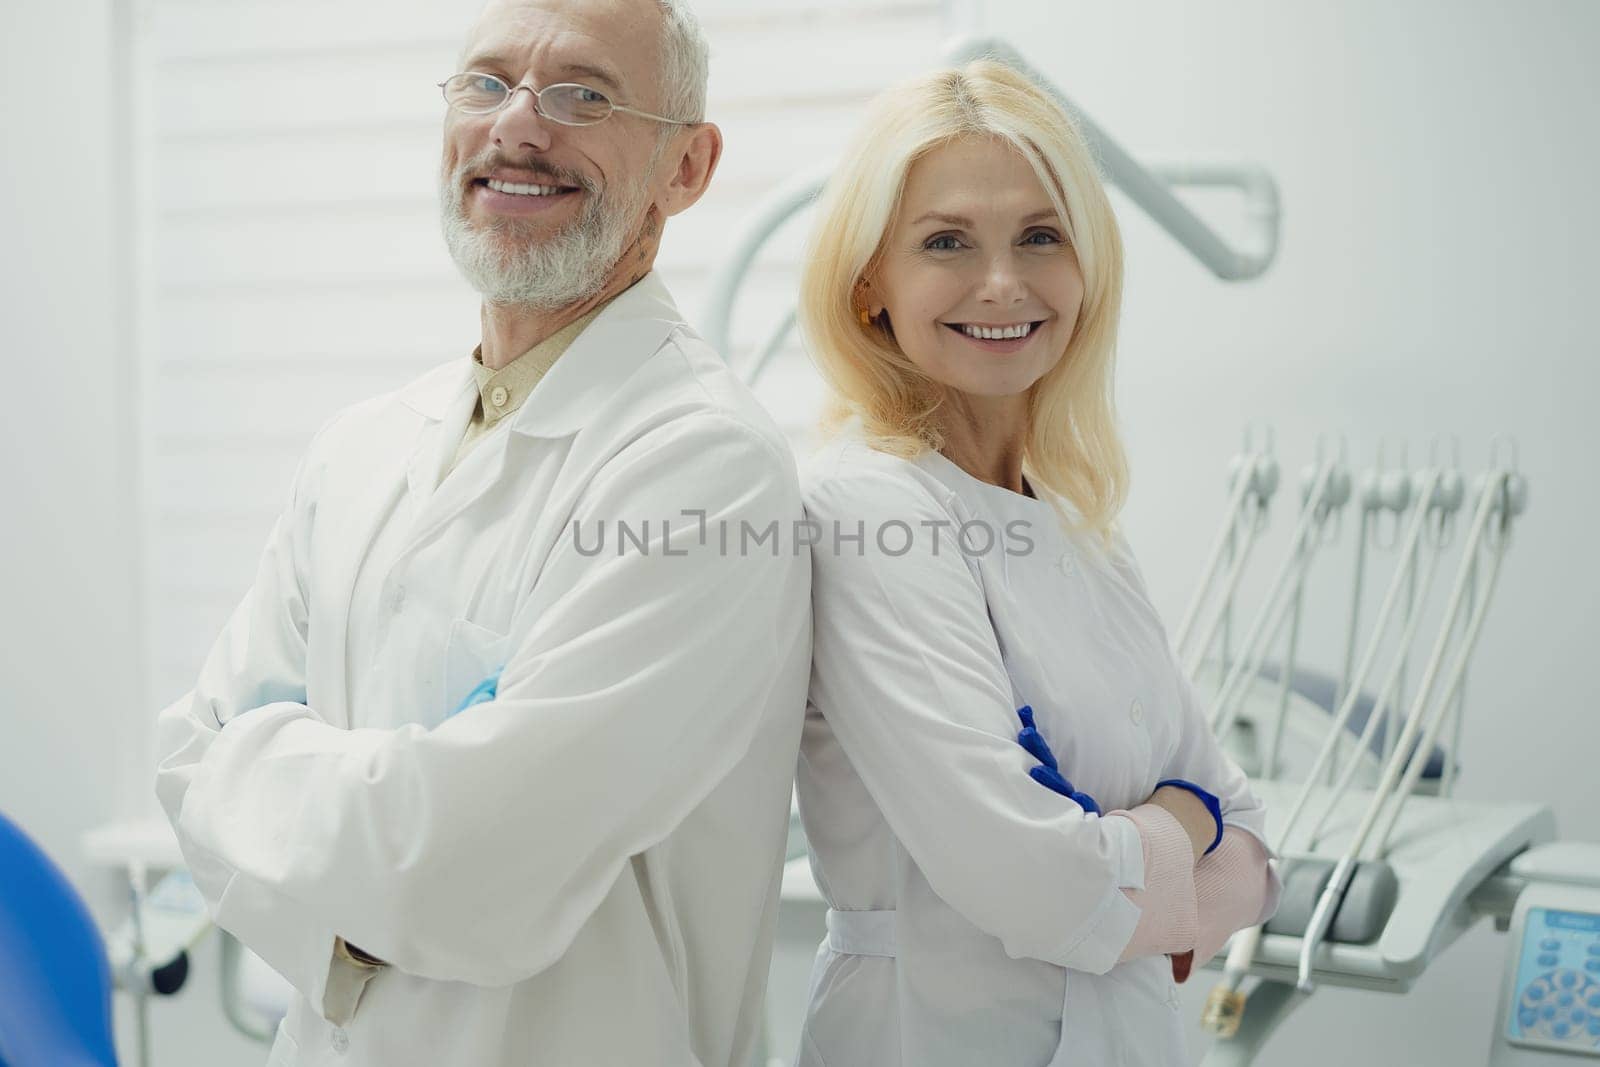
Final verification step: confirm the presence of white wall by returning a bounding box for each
[0,0,136,896]
[972,1,1600,1063]
[0,1,244,1064]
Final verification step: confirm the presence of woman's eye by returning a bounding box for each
[924,235,962,251]
[1022,229,1062,246]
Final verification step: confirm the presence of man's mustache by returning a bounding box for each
[457,150,595,193]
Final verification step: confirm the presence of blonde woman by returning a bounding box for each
[795,62,1281,1067]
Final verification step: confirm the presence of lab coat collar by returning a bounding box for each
[397,272,686,435]
[509,271,684,438]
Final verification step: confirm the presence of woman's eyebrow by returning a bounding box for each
[911,208,1061,228]
[911,211,973,227]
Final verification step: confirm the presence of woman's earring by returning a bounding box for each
[858,307,872,328]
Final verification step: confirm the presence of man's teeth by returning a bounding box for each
[960,322,1034,340]
[485,178,567,196]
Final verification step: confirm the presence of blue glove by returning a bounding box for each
[449,667,503,718]
[1016,705,1101,815]
[1156,778,1224,855]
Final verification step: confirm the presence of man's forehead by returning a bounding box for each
[461,0,660,80]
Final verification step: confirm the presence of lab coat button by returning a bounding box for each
[1057,551,1074,576]
[391,586,406,613]
[1130,699,1145,725]
[490,385,509,408]
[330,1027,349,1053]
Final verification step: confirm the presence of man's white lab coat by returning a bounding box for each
[154,273,812,1066]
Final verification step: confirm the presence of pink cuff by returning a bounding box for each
[1193,827,1276,966]
[1115,804,1198,962]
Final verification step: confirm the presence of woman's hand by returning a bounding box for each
[1147,785,1215,862]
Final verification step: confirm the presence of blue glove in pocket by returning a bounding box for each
[449,667,503,718]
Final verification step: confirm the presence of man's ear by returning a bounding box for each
[658,122,723,218]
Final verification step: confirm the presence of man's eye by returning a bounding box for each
[577,86,607,103]
[473,75,505,93]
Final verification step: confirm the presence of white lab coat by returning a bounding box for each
[796,436,1278,1067]
[154,273,812,1067]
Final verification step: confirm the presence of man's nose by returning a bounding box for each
[976,253,1027,305]
[489,86,554,154]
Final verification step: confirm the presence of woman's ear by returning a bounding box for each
[855,276,881,317]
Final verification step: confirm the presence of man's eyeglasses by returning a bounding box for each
[438,72,691,127]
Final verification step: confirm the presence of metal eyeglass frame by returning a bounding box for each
[437,71,692,127]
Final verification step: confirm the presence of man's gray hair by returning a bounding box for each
[656,0,710,124]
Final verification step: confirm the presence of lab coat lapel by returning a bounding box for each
[313,362,473,725]
[395,368,491,554]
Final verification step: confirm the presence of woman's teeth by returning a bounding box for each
[959,322,1035,340]
[485,178,568,196]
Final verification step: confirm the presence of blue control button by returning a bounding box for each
[1586,959,1600,973]
[1540,954,1562,967]
[1519,1008,1539,1029]
[1543,1004,1559,1020]
[1572,1008,1587,1025]
[1552,1021,1570,1039]
[1527,982,1548,1000]
[1560,971,1580,989]
[1543,939,1563,951]
[1588,991,1600,1009]
[1558,992,1575,1008]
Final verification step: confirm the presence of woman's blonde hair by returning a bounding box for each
[799,59,1128,543]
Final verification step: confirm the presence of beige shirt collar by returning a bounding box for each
[470,305,606,427]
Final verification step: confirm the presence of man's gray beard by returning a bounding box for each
[439,155,651,311]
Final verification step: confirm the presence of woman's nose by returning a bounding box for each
[975,254,1027,305]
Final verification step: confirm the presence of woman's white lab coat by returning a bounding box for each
[153,274,812,1067]
[796,437,1279,1067]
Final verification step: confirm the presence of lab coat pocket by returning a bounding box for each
[442,617,512,717]
[1051,968,1118,1067]
[1100,956,1186,1067]
[265,1018,301,1067]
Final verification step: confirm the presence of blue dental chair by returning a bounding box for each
[0,810,118,1067]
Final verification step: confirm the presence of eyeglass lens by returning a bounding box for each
[442,74,614,124]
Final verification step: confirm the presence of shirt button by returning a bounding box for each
[391,586,406,613]
[1130,699,1145,725]
[1057,551,1075,576]
[330,1026,350,1053]
[490,385,509,408]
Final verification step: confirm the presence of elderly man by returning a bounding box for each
[153,1,810,1064]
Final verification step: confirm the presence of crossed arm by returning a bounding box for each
[154,414,809,1016]
[1015,704,1278,978]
